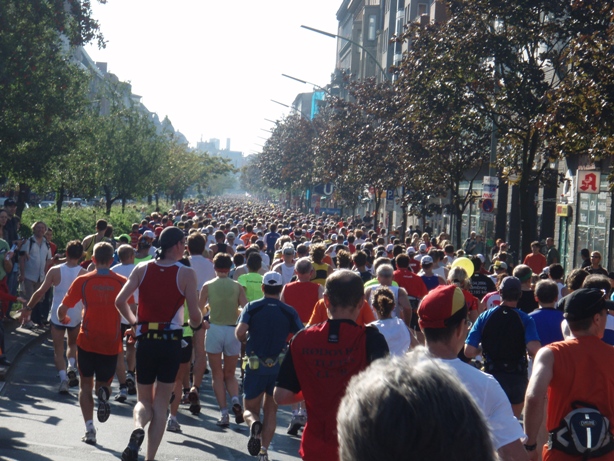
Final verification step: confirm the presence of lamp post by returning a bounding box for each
[301,24,389,81]
[281,73,331,95]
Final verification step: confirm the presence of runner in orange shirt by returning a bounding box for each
[57,242,132,445]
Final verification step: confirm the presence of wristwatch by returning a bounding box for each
[524,443,537,451]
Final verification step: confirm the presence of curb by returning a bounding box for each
[0,314,50,382]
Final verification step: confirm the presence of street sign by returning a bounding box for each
[386,189,394,201]
[313,183,335,195]
[480,212,495,222]
[482,176,498,200]
[386,200,394,211]
[481,198,494,213]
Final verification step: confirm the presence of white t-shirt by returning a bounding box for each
[189,255,216,289]
[368,318,410,356]
[442,358,526,450]
[112,263,137,325]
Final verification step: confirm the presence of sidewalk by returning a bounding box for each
[0,312,49,384]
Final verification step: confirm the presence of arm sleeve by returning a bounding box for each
[523,315,541,343]
[238,304,251,324]
[365,326,389,363]
[276,343,301,393]
[61,278,83,309]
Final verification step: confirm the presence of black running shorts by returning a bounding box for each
[491,371,528,405]
[135,338,181,385]
[77,346,118,382]
[179,336,193,364]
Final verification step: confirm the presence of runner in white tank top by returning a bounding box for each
[23,241,86,394]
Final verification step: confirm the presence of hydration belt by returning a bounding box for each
[138,322,182,341]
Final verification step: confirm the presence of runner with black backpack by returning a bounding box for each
[464,276,542,418]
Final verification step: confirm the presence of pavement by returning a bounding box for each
[0,312,49,387]
[0,317,303,460]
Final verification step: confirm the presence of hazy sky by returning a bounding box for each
[84,1,340,156]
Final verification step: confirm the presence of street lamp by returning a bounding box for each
[281,73,331,95]
[271,99,290,109]
[301,24,389,81]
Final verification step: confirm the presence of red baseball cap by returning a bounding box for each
[418,285,466,329]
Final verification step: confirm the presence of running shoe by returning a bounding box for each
[59,379,70,395]
[81,429,96,445]
[247,420,263,455]
[257,449,269,461]
[121,427,145,461]
[125,372,137,395]
[67,366,79,387]
[22,321,35,329]
[181,390,190,404]
[114,387,128,403]
[188,387,201,415]
[287,414,304,436]
[216,413,230,427]
[96,386,111,423]
[232,402,245,424]
[166,417,182,433]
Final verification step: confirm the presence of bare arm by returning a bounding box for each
[464,344,481,358]
[27,266,59,308]
[180,266,202,328]
[497,440,530,461]
[238,285,248,309]
[199,283,210,315]
[524,347,554,460]
[235,322,249,343]
[526,340,541,358]
[398,288,412,327]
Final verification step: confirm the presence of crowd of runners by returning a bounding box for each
[1,196,614,461]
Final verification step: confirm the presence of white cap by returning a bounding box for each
[477,254,485,263]
[226,232,235,239]
[407,246,416,254]
[421,255,433,265]
[419,243,427,252]
[143,230,155,239]
[262,271,283,286]
[386,244,394,252]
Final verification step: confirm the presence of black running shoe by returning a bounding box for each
[96,386,111,423]
[121,428,145,461]
[248,421,263,456]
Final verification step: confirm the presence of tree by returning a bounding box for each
[394,21,492,248]
[403,0,583,256]
[258,114,319,209]
[316,80,403,225]
[0,0,104,213]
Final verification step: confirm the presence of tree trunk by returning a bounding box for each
[16,183,31,217]
[540,178,557,241]
[121,197,126,213]
[495,178,508,241]
[103,186,113,215]
[155,193,159,211]
[508,185,521,266]
[520,180,539,259]
[401,205,408,241]
[455,204,463,250]
[56,185,65,214]
[147,195,152,205]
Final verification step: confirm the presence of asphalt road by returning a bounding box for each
[0,335,303,461]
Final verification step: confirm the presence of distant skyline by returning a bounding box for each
[84,1,341,156]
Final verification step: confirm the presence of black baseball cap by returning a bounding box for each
[561,288,614,321]
[4,198,16,206]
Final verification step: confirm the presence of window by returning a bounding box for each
[418,3,429,16]
[368,15,377,41]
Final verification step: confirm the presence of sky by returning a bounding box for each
[83,0,341,156]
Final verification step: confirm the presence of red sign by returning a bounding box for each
[578,170,600,194]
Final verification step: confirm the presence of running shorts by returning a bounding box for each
[205,324,241,356]
[77,346,118,382]
[135,337,181,385]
